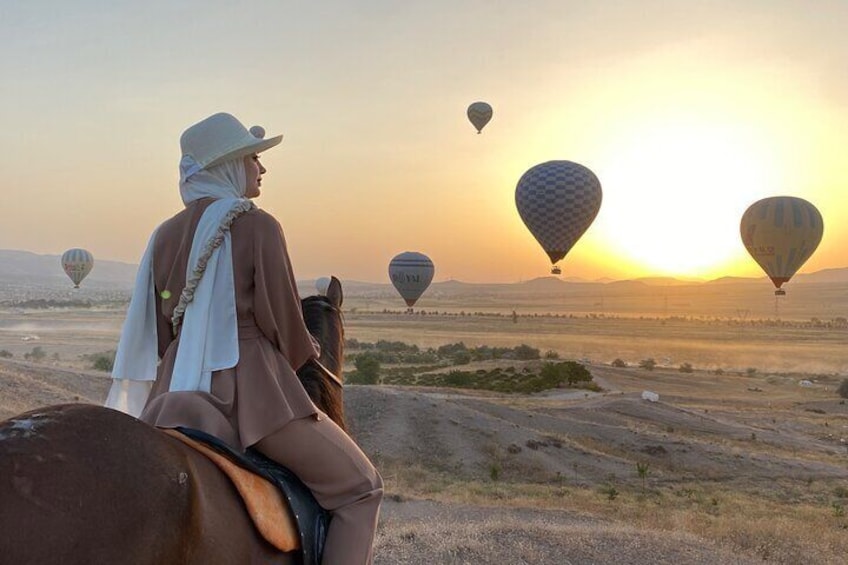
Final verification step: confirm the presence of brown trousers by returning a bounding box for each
[254,415,383,565]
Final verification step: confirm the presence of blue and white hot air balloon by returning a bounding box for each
[315,276,332,296]
[61,248,94,288]
[515,161,602,275]
[388,252,434,308]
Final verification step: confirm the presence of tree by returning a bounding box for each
[611,358,626,368]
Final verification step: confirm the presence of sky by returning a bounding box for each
[1,0,846,284]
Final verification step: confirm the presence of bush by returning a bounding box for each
[679,362,693,373]
[452,350,472,365]
[837,379,848,399]
[611,358,626,368]
[543,350,560,360]
[351,353,381,384]
[24,346,46,362]
[638,358,656,371]
[82,350,116,372]
[92,353,115,372]
[513,344,541,360]
[0,350,12,358]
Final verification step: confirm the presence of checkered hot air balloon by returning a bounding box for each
[515,161,603,274]
[61,248,94,288]
[466,101,493,134]
[740,196,823,296]
[388,251,434,308]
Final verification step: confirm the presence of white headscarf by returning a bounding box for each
[106,157,254,417]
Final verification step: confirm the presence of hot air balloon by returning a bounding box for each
[315,276,331,296]
[61,248,94,288]
[388,252,434,310]
[467,101,492,134]
[740,196,823,296]
[515,160,603,274]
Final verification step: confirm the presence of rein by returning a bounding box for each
[309,359,343,389]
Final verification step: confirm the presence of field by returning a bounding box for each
[2,290,848,563]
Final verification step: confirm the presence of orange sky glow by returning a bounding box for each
[1,2,845,284]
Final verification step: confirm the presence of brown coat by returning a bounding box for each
[140,198,320,449]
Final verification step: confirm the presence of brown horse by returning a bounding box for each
[0,277,346,565]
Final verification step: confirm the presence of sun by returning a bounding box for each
[591,115,783,279]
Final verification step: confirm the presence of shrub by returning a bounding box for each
[513,344,541,360]
[92,353,114,372]
[611,358,626,368]
[543,350,560,360]
[24,346,46,362]
[837,379,848,399]
[679,362,693,373]
[638,358,656,371]
[0,350,12,358]
[452,350,472,365]
[746,367,757,376]
[351,353,380,384]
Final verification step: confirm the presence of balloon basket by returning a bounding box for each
[774,289,786,296]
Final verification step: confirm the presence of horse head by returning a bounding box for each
[299,276,346,432]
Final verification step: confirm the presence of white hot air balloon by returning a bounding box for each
[315,276,332,296]
[388,252,434,309]
[467,101,493,134]
[61,248,94,288]
[515,160,603,274]
[740,196,823,296]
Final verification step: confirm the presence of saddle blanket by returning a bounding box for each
[164,429,300,552]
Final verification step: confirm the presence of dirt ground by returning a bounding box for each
[2,304,848,563]
[3,354,848,563]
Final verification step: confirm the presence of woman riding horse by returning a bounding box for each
[105,112,382,564]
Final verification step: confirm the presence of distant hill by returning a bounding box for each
[0,249,138,289]
[2,248,847,295]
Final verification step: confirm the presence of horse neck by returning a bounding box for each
[300,298,347,431]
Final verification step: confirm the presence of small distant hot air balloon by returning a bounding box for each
[61,248,94,288]
[515,160,603,274]
[467,101,493,134]
[740,196,823,295]
[315,276,331,296]
[388,252,434,310]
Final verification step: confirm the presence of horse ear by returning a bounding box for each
[326,276,343,308]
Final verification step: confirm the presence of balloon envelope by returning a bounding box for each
[388,252,434,307]
[61,248,94,288]
[467,101,493,133]
[740,196,823,290]
[315,276,331,295]
[515,160,603,266]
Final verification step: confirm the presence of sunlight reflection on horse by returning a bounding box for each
[0,277,346,565]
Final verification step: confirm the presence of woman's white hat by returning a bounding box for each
[179,112,283,181]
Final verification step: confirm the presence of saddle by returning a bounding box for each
[165,428,329,565]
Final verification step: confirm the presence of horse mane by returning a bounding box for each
[298,295,347,432]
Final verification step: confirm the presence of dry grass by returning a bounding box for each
[377,459,848,563]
